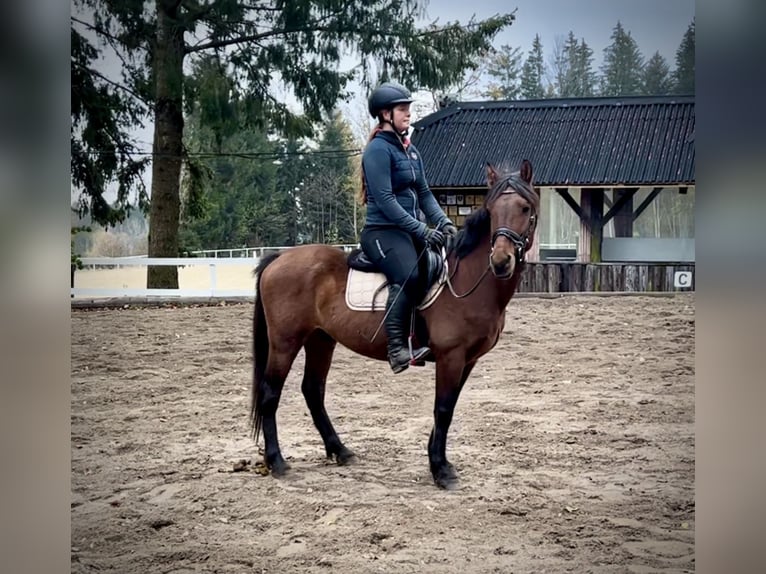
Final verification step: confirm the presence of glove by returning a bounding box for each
[440,221,458,237]
[424,227,446,250]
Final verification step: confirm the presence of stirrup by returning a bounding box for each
[408,337,431,367]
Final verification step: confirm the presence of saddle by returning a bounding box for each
[344,247,447,312]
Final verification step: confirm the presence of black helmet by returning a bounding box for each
[368,82,413,118]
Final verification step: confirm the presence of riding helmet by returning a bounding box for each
[368,82,414,118]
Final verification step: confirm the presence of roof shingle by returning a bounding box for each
[410,95,695,188]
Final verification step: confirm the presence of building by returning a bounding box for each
[411,95,695,279]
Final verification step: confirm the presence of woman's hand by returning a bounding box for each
[440,221,458,238]
[424,228,446,249]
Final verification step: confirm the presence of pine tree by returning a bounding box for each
[484,44,523,100]
[642,52,673,95]
[672,19,695,94]
[559,32,580,97]
[575,39,597,96]
[600,21,645,96]
[520,34,546,99]
[70,26,150,227]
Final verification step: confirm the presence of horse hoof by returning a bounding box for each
[335,448,357,466]
[269,458,291,477]
[435,474,459,490]
[433,463,459,489]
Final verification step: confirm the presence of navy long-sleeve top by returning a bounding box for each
[361,130,450,240]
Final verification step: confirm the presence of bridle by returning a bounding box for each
[491,189,538,271]
[446,186,537,298]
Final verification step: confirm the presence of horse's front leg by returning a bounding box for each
[429,356,476,489]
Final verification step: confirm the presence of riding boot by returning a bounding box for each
[385,284,431,374]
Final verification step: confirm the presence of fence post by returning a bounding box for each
[209,263,217,296]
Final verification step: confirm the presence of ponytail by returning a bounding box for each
[358,124,384,205]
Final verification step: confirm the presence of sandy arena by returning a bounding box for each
[71,294,695,573]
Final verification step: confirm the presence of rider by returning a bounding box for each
[359,81,458,374]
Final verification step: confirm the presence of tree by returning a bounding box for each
[71,25,150,227]
[546,32,596,98]
[574,39,597,96]
[483,44,523,100]
[72,1,517,288]
[672,19,695,94]
[558,32,579,97]
[642,51,673,95]
[520,34,546,99]
[547,34,568,97]
[600,21,644,96]
[299,112,358,243]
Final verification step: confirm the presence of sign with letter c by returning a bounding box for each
[674,271,693,289]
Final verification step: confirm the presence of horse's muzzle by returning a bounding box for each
[491,256,515,279]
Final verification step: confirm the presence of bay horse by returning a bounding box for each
[250,160,539,489]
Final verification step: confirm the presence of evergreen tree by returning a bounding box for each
[600,21,644,96]
[70,26,150,227]
[575,39,597,96]
[672,19,695,94]
[642,51,673,95]
[520,34,546,99]
[483,44,523,100]
[559,32,580,97]
[71,0,516,288]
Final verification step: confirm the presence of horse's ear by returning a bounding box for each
[486,162,499,189]
[520,159,533,185]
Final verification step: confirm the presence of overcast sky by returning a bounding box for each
[421,0,694,68]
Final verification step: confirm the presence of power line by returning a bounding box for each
[81,147,363,161]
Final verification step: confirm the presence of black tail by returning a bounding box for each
[250,251,282,444]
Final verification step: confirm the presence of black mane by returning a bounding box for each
[448,170,539,260]
[452,207,490,259]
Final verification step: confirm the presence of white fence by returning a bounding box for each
[71,244,361,300]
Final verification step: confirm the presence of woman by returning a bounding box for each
[359,81,458,374]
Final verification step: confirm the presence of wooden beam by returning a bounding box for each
[632,187,664,221]
[603,188,637,224]
[588,189,604,263]
[555,188,585,220]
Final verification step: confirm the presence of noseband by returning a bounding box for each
[490,189,537,269]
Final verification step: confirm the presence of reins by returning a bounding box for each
[444,256,492,299]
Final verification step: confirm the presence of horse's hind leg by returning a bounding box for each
[302,330,356,465]
[260,339,302,477]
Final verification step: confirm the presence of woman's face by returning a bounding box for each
[384,103,411,133]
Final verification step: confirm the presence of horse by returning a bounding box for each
[250,160,539,489]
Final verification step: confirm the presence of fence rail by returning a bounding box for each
[72,252,694,301]
[72,256,261,299]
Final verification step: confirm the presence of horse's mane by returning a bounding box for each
[452,207,490,259]
[449,169,539,260]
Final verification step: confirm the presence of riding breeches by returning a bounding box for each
[360,226,425,302]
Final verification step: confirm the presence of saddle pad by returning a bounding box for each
[345,263,447,312]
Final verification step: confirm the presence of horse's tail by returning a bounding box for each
[251,251,282,444]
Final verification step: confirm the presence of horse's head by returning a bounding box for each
[485,160,539,279]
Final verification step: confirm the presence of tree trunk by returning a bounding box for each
[147,1,185,289]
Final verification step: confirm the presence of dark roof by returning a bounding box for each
[410,95,695,188]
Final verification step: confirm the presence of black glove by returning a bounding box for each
[440,221,458,237]
[424,227,445,250]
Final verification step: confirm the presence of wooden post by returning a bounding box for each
[581,188,604,262]
[613,188,636,237]
[578,190,591,263]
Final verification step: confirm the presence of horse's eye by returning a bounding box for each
[522,206,530,214]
